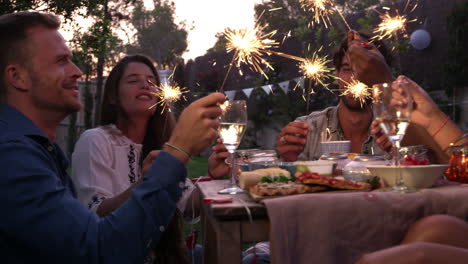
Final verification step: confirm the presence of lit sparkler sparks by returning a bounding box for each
[299,0,351,30]
[224,25,279,77]
[299,0,334,27]
[148,73,188,113]
[341,79,371,106]
[372,2,418,41]
[299,51,335,87]
[373,12,408,40]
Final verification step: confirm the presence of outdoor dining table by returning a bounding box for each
[197,179,468,264]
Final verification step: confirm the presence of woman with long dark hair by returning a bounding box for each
[72,54,205,263]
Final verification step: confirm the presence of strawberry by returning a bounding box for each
[401,156,429,166]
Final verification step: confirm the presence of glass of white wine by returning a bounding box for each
[218,100,247,194]
[372,81,413,193]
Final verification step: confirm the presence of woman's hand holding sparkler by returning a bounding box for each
[277,122,309,162]
[207,139,230,179]
[165,93,226,164]
[346,31,393,86]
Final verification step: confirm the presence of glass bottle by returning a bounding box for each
[445,146,468,183]
[320,152,350,176]
[343,155,388,181]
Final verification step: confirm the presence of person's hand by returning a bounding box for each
[393,75,445,133]
[167,93,225,162]
[142,150,161,176]
[207,139,230,179]
[346,31,393,86]
[370,120,392,153]
[276,122,309,162]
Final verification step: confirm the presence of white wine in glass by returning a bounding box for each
[218,122,246,152]
[373,81,413,193]
[218,100,247,194]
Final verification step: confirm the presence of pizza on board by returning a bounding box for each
[249,182,328,197]
[295,171,372,191]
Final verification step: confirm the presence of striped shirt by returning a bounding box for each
[296,106,385,161]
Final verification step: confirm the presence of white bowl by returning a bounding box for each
[366,164,449,189]
[295,160,336,176]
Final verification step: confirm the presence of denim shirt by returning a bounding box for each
[0,105,186,263]
[296,106,384,161]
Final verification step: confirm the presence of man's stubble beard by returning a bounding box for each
[339,95,372,112]
[28,69,81,115]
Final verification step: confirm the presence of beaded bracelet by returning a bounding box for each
[164,142,191,160]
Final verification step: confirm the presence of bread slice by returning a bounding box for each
[239,167,290,189]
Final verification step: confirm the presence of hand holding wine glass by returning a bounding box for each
[372,80,413,193]
[218,100,247,194]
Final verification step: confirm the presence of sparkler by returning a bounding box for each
[372,1,418,41]
[340,79,371,106]
[373,12,408,40]
[299,0,351,30]
[299,51,335,87]
[147,68,188,113]
[221,24,279,91]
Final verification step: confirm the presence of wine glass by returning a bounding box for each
[218,100,248,194]
[372,81,413,193]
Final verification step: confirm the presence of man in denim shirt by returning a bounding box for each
[0,12,224,263]
[277,31,393,161]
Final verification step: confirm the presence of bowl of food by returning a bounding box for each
[294,160,336,177]
[366,164,449,189]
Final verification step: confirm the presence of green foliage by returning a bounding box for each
[260,174,289,183]
[357,12,374,31]
[127,0,189,68]
[72,50,94,129]
[443,1,468,96]
[326,27,345,52]
[187,156,208,178]
[335,0,384,14]
[206,32,227,53]
[254,0,307,36]
[0,0,101,19]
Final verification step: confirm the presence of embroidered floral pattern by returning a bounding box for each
[128,145,137,183]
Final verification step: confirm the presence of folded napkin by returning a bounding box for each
[264,185,468,264]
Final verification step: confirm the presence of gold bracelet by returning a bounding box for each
[164,142,191,160]
[443,133,468,153]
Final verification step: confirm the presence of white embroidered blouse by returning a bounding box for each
[71,124,193,213]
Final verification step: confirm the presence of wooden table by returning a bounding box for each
[197,180,269,264]
[197,180,468,264]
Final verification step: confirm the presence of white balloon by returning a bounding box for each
[410,29,431,50]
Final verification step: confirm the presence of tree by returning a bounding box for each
[206,32,228,54]
[0,0,100,19]
[81,0,133,125]
[127,0,189,69]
